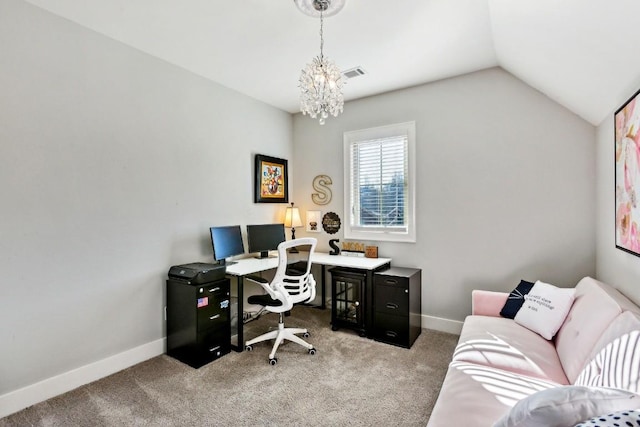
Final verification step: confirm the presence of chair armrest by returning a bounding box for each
[307,274,316,303]
[245,275,282,302]
[471,290,509,317]
[245,275,294,312]
[271,282,294,311]
[245,274,268,284]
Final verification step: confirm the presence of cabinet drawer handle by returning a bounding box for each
[385,279,398,285]
[209,314,220,320]
[386,303,399,310]
[209,345,221,353]
[385,331,398,338]
[209,287,220,293]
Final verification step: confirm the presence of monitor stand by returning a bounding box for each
[218,259,237,266]
[254,251,275,259]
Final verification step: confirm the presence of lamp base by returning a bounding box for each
[289,228,299,253]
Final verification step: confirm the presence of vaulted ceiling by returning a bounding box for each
[22,0,640,126]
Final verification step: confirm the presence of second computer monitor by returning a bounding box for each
[246,223,286,259]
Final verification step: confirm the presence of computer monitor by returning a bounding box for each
[246,223,286,259]
[210,225,245,265]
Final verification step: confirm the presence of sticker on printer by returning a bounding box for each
[220,299,229,309]
[197,297,209,308]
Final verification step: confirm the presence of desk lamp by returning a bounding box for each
[284,202,303,252]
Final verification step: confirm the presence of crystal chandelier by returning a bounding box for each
[296,0,346,125]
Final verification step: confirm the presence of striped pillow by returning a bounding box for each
[575,329,640,393]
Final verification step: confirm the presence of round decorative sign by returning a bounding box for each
[322,212,341,234]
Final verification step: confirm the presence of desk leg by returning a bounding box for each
[304,264,326,310]
[366,269,373,338]
[320,265,326,310]
[232,275,244,352]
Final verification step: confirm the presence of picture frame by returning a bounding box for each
[615,88,640,257]
[254,154,289,203]
[306,210,322,232]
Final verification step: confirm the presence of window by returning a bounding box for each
[343,121,416,242]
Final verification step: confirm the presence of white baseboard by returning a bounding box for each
[0,338,165,419]
[421,314,463,335]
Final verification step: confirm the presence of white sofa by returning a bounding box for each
[428,277,640,426]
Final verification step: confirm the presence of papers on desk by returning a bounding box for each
[340,251,365,257]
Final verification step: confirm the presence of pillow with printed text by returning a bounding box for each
[513,280,575,340]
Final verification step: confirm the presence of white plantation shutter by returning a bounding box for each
[344,122,416,242]
[350,136,408,231]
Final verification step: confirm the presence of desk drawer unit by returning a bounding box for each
[167,278,231,368]
[372,267,422,348]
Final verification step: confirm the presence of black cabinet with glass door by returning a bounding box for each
[330,268,367,336]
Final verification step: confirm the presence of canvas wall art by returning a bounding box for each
[615,88,640,257]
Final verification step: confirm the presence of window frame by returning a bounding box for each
[343,121,416,243]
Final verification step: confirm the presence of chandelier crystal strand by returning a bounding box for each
[299,1,344,125]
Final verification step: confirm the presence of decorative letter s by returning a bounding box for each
[329,239,340,255]
[312,175,332,205]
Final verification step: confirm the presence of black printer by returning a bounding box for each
[167,262,226,284]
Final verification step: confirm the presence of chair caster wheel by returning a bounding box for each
[269,358,277,365]
[303,332,310,338]
[331,325,339,331]
[245,345,253,351]
[308,348,316,355]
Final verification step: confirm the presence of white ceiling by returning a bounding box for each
[22,0,640,125]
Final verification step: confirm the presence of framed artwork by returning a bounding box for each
[254,154,289,203]
[615,88,640,257]
[306,210,322,232]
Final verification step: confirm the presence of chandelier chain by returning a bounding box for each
[319,9,324,60]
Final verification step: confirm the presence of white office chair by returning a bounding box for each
[244,237,317,365]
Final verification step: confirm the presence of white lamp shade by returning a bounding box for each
[284,207,303,228]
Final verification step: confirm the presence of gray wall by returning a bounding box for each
[596,112,640,305]
[1,0,602,411]
[0,0,292,396]
[292,68,597,325]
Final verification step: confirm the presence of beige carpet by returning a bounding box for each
[1,307,458,426]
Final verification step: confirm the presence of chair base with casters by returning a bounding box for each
[245,311,316,365]
[243,238,318,365]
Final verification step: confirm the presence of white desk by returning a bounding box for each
[225,252,391,351]
[225,256,279,276]
[226,252,391,275]
[311,252,391,270]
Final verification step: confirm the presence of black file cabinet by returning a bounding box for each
[166,277,231,368]
[372,267,422,348]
